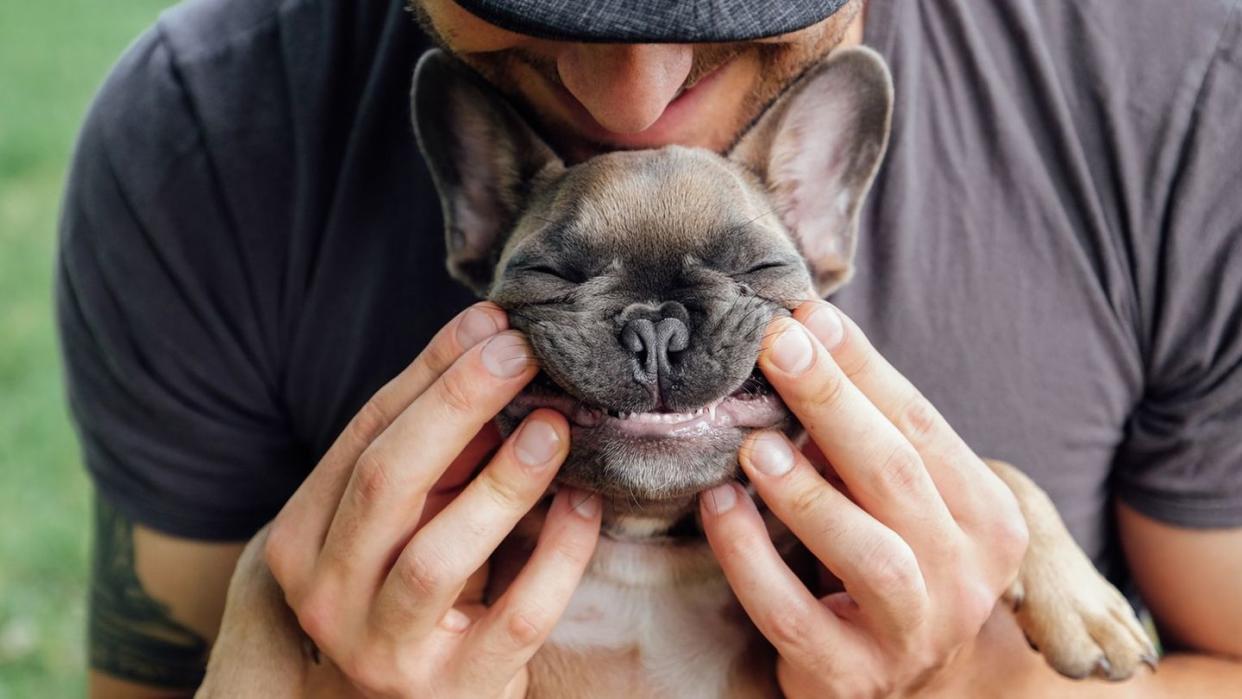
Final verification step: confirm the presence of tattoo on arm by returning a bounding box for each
[89,495,208,688]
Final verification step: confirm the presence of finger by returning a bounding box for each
[739,430,931,634]
[267,303,507,591]
[453,487,601,693]
[417,421,504,528]
[315,330,538,598]
[792,300,1008,525]
[758,317,954,539]
[371,409,571,638]
[698,482,859,669]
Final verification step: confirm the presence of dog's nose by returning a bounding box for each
[620,308,689,385]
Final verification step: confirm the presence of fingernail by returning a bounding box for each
[456,306,501,349]
[567,489,601,518]
[703,483,737,515]
[514,418,561,467]
[803,304,844,351]
[769,322,814,374]
[749,431,794,477]
[481,333,530,377]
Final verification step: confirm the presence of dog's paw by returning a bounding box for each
[1004,557,1157,681]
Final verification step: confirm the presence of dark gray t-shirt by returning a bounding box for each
[59,0,1242,585]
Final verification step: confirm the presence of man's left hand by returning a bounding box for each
[698,299,1030,698]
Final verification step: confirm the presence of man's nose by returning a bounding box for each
[558,44,692,133]
[619,302,690,385]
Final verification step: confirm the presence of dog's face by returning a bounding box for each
[414,48,892,527]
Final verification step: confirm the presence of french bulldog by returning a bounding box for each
[198,47,1156,698]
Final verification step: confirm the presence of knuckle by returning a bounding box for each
[422,331,461,377]
[347,398,391,449]
[478,468,531,512]
[293,586,340,651]
[786,482,831,524]
[896,393,940,448]
[874,443,927,493]
[351,450,394,509]
[952,581,999,637]
[765,604,824,661]
[503,606,554,648]
[837,340,876,382]
[993,509,1030,569]
[263,521,294,584]
[543,528,594,569]
[397,546,454,598]
[863,537,925,599]
[435,369,478,417]
[805,365,849,411]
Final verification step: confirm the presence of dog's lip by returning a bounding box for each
[504,374,788,436]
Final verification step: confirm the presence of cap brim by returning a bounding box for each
[452,0,850,43]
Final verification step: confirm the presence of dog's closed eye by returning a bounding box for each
[511,260,586,284]
[738,258,797,276]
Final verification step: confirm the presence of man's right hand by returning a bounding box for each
[263,302,602,699]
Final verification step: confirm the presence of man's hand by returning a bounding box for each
[263,302,601,699]
[698,299,1029,698]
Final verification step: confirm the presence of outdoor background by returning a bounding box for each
[0,1,175,695]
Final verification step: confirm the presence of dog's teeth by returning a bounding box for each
[708,403,717,421]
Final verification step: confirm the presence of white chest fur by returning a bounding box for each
[546,536,759,699]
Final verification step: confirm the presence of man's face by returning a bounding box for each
[415,0,864,162]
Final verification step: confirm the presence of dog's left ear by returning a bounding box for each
[412,49,564,295]
[730,47,893,296]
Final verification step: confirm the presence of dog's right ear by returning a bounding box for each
[412,49,564,295]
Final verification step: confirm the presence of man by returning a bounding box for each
[58,0,1242,696]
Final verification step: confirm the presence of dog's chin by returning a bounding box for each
[497,369,793,540]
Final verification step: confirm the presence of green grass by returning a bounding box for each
[0,2,175,695]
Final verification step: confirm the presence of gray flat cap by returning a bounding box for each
[452,0,851,42]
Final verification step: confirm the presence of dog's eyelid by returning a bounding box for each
[739,257,797,275]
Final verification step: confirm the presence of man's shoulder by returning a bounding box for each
[158,0,289,61]
[1035,0,1238,83]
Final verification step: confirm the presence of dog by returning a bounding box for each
[198,47,1156,698]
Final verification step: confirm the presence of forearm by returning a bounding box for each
[925,610,1242,699]
[999,652,1242,699]
[90,671,194,699]
[1125,653,1242,699]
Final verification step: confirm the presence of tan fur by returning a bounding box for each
[198,47,1155,698]
[990,460,1157,680]
[196,526,309,699]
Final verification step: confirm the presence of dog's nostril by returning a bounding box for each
[656,317,689,355]
[619,314,690,385]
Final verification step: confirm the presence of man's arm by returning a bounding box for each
[929,503,1242,698]
[88,495,244,698]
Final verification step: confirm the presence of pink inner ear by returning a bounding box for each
[767,97,860,274]
[447,91,517,258]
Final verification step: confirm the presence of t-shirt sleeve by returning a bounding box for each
[57,27,304,541]
[1114,8,1242,529]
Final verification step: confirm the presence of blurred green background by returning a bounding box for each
[0,2,174,696]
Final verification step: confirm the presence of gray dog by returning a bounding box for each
[198,47,1155,698]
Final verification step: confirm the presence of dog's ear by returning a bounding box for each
[412,49,564,295]
[729,47,892,296]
